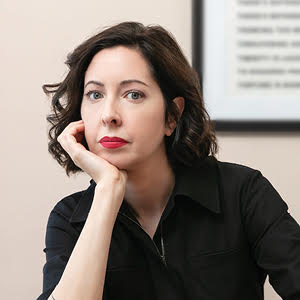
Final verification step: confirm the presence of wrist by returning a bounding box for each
[90,190,121,219]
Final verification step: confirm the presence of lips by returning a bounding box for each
[99,136,128,149]
[99,136,128,143]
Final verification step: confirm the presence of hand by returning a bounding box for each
[57,120,128,187]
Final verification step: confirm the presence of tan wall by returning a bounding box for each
[0,0,299,299]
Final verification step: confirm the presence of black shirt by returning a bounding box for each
[37,156,300,300]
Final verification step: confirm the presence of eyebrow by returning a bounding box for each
[84,79,149,89]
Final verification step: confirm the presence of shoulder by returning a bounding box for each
[216,158,259,177]
[198,156,262,186]
[180,156,264,196]
[50,187,87,221]
[212,157,287,211]
[47,179,96,226]
[214,158,275,197]
[207,157,279,206]
[213,158,263,188]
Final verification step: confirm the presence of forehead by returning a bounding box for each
[84,46,154,84]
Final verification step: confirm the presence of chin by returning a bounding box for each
[106,159,128,170]
[96,153,131,170]
[93,146,147,171]
[106,155,147,172]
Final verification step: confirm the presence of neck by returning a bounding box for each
[124,153,175,219]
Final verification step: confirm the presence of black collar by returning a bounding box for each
[69,156,221,224]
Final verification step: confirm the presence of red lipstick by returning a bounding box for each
[99,136,128,149]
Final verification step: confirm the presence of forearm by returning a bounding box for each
[49,189,119,300]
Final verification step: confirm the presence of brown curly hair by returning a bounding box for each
[43,21,218,176]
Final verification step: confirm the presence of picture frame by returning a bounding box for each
[192,0,300,131]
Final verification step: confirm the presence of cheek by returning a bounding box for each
[82,118,97,145]
[132,110,166,142]
[80,101,95,123]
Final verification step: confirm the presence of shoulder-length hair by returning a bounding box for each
[43,21,218,176]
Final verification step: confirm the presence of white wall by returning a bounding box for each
[0,0,298,299]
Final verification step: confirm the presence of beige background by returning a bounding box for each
[0,0,299,299]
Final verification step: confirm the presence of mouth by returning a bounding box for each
[99,141,128,149]
[99,136,128,149]
[99,136,128,143]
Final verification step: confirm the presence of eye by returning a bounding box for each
[127,91,144,101]
[85,91,103,101]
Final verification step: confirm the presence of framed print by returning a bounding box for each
[192,0,300,131]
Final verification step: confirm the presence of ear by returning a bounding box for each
[165,97,185,136]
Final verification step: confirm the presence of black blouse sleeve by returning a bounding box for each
[241,170,300,300]
[36,203,77,300]
[36,199,109,300]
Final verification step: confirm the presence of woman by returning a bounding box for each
[37,22,300,300]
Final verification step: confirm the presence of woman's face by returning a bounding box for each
[80,46,174,171]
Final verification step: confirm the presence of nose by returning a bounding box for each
[101,99,122,127]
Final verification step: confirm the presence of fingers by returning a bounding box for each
[57,120,84,145]
[57,120,86,161]
[56,120,115,181]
